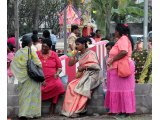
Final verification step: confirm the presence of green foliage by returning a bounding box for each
[7,0,66,36]
[91,0,152,36]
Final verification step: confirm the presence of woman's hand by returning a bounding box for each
[54,73,59,79]
[42,81,46,86]
[77,66,86,72]
[107,59,113,67]
[54,68,62,79]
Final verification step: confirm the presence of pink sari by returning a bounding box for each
[61,50,101,117]
[7,52,15,77]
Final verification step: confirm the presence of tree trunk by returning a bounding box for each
[105,1,111,36]
[14,0,19,51]
[33,0,41,30]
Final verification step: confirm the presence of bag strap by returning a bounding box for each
[28,47,32,60]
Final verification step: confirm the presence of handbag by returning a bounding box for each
[117,59,131,77]
[27,48,45,82]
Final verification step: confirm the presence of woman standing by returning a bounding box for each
[104,24,136,116]
[7,43,15,83]
[11,36,42,119]
[37,38,65,115]
[61,37,101,118]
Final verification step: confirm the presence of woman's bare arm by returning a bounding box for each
[108,50,128,66]
[68,57,78,66]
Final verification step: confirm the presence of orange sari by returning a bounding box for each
[61,50,101,117]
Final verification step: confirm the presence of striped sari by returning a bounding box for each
[11,46,42,118]
[61,50,101,117]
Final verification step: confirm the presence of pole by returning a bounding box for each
[143,0,148,50]
[14,0,19,51]
[63,0,67,55]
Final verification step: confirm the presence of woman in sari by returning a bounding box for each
[61,37,101,118]
[37,38,65,115]
[11,35,42,120]
[104,23,136,117]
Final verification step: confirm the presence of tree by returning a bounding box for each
[33,0,41,30]
[92,0,152,36]
[7,0,66,36]
[92,0,108,35]
[7,0,15,36]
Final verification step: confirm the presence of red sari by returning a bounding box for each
[37,50,65,103]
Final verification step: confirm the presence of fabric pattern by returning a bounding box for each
[11,46,42,118]
[105,35,136,114]
[105,60,136,113]
[61,50,101,117]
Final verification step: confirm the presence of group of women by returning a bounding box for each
[11,23,136,119]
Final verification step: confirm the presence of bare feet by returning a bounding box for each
[48,103,56,117]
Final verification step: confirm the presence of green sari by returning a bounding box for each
[11,46,42,118]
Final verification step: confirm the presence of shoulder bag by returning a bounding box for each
[27,47,45,82]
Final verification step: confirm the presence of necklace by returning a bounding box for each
[80,49,89,58]
[42,51,51,60]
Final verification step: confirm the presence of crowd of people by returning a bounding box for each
[7,23,152,119]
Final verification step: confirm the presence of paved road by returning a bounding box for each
[10,114,151,120]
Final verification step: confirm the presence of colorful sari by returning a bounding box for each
[61,50,101,117]
[11,46,42,118]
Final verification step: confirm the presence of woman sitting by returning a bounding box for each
[61,37,101,118]
[36,38,65,116]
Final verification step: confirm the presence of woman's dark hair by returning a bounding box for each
[32,30,38,35]
[71,25,79,32]
[31,34,38,43]
[9,33,15,38]
[85,37,92,44]
[43,30,50,38]
[75,37,88,48]
[21,35,32,48]
[96,30,101,34]
[90,32,96,38]
[148,37,152,43]
[42,38,52,48]
[115,23,134,50]
[105,42,115,48]
[7,43,15,52]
